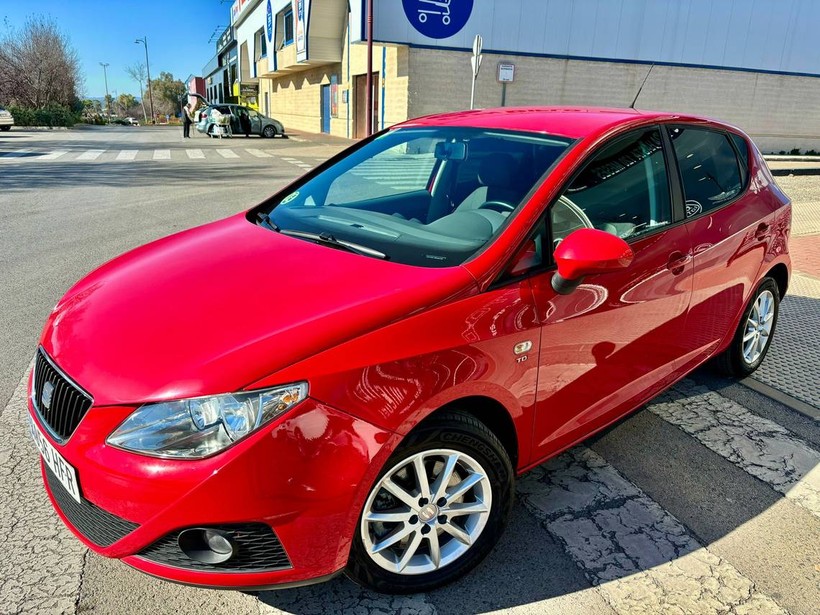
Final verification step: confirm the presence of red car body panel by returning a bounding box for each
[28,107,791,589]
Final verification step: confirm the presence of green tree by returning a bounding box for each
[149,72,186,116]
[117,93,137,113]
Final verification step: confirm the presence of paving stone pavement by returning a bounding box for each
[751,273,820,409]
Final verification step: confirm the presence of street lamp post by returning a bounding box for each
[99,62,110,123]
[135,37,155,124]
[365,0,374,137]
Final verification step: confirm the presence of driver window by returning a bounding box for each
[551,128,672,246]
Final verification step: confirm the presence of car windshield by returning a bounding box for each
[256,127,572,267]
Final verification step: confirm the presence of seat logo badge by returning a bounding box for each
[514,341,532,355]
[42,381,55,410]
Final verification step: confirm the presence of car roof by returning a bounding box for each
[396,106,716,140]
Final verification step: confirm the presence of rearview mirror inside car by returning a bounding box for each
[435,141,467,161]
[551,228,634,295]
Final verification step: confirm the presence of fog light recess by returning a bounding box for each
[177,528,238,564]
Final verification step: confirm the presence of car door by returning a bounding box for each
[245,108,261,134]
[664,126,777,370]
[525,126,694,461]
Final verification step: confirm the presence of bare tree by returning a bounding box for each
[0,15,82,108]
[125,63,148,122]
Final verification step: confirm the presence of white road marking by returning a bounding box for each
[281,157,299,162]
[152,149,171,160]
[38,150,69,160]
[518,447,786,614]
[216,149,239,159]
[116,150,138,161]
[186,149,205,159]
[649,379,820,518]
[75,149,105,161]
[245,148,273,158]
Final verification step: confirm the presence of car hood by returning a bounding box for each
[41,214,476,406]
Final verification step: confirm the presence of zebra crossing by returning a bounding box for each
[349,153,436,190]
[0,146,319,165]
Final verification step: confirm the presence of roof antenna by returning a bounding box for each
[630,64,655,109]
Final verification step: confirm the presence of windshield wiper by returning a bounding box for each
[279,229,388,260]
[256,211,280,231]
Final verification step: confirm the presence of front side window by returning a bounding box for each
[256,127,573,267]
[552,128,672,246]
[668,127,743,217]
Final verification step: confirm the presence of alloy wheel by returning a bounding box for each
[742,289,775,364]
[360,449,492,575]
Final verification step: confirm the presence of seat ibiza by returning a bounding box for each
[28,107,791,594]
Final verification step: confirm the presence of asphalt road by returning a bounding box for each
[0,126,818,615]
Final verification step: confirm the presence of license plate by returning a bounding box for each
[29,414,81,503]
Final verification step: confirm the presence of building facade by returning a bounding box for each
[220,0,820,151]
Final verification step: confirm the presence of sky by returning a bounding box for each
[0,0,230,99]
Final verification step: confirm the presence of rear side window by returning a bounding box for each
[668,127,743,217]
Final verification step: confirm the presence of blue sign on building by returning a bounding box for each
[402,0,473,39]
[266,0,273,42]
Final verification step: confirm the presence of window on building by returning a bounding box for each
[552,128,672,244]
[256,28,267,59]
[283,8,294,46]
[668,127,743,217]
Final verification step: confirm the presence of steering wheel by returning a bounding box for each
[552,196,594,248]
[478,200,516,213]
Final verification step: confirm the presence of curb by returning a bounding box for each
[739,377,820,421]
[770,167,820,177]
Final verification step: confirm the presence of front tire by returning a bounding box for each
[347,411,513,594]
[0,126,11,131]
[714,277,780,377]
[262,125,277,138]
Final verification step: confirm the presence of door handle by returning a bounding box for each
[755,223,770,241]
[666,251,691,274]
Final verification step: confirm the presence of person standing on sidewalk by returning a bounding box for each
[182,102,194,138]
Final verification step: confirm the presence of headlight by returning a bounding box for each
[107,383,308,459]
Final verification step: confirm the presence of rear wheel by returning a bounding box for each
[714,277,780,377]
[262,125,277,138]
[347,411,513,594]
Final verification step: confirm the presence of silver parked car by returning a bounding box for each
[196,103,285,138]
[0,106,14,131]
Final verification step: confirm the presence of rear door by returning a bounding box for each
[526,126,694,461]
[665,126,775,370]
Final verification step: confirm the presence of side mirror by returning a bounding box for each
[551,228,634,295]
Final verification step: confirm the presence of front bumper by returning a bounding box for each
[0,116,13,127]
[29,390,395,588]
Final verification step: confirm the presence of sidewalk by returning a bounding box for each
[748,175,820,411]
[765,155,820,176]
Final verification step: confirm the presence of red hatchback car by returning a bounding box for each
[28,107,790,594]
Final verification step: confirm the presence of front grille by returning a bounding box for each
[33,348,93,442]
[45,466,139,547]
[138,523,291,572]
